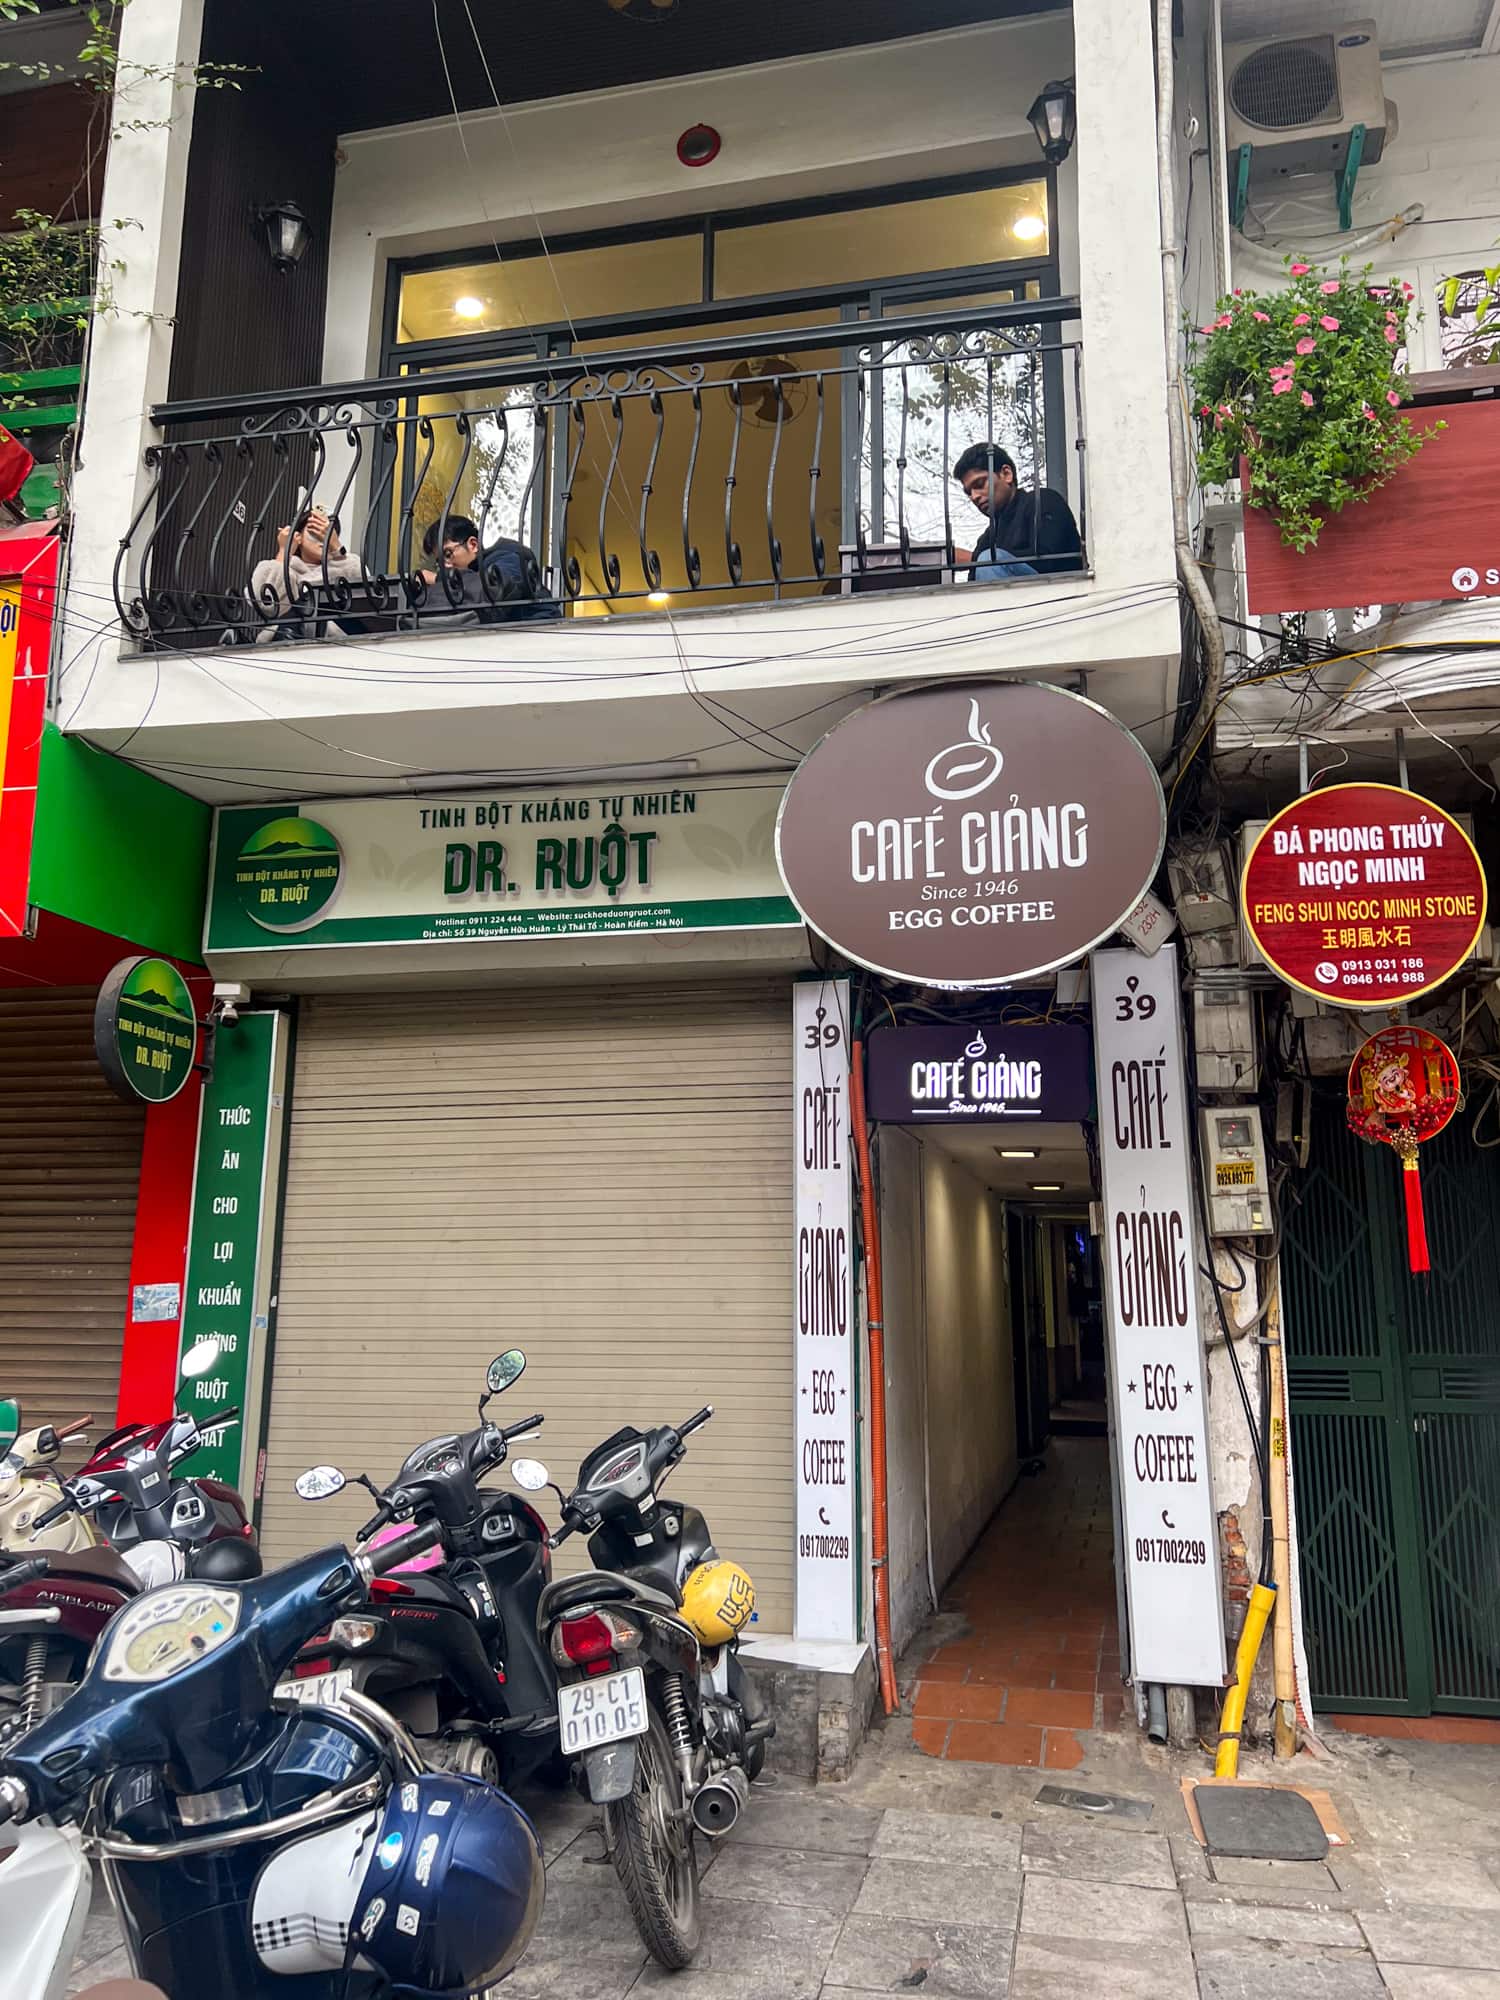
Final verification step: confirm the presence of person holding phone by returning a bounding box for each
[248,504,364,638]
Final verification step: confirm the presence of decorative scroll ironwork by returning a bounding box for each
[115,301,1084,645]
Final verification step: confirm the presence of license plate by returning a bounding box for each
[558,1668,648,1757]
[274,1669,353,1709]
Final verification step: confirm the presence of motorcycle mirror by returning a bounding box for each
[486,1350,526,1395]
[179,1337,221,1380]
[0,1398,17,1456]
[510,1458,549,1492]
[295,1464,347,1501]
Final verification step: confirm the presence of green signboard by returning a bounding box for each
[94,956,198,1104]
[174,1012,280,1487]
[205,778,799,954]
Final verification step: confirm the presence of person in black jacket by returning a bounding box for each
[951,441,1083,580]
[420,514,561,621]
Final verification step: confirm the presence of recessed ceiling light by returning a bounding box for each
[997,1148,1038,1159]
[1030,1182,1063,1192]
[453,295,486,320]
[1012,214,1046,242]
[647,590,671,607]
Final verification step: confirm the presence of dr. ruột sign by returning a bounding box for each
[206,779,799,953]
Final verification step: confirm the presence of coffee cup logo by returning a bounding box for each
[924,698,1005,801]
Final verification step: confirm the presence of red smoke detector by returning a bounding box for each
[677,124,721,168]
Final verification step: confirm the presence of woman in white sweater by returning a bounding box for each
[248,505,364,638]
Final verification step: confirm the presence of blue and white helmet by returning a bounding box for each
[252,1771,544,1995]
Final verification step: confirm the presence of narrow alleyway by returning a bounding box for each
[910,1438,1125,1767]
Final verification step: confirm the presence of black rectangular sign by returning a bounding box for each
[865,1022,1092,1124]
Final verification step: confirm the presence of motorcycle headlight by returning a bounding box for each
[100,1584,242,1685]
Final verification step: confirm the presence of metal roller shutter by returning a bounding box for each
[0,991,143,1436]
[259,980,796,1630]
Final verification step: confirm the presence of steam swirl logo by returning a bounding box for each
[924,698,1005,800]
[234,816,343,933]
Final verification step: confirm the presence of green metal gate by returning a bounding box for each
[1282,1099,1500,1715]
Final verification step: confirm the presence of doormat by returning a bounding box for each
[1033,1784,1154,1823]
[1181,1778,1349,1857]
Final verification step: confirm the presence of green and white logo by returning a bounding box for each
[234,816,343,932]
[96,957,198,1104]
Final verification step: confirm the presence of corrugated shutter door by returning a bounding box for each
[0,992,143,1431]
[260,981,796,1630]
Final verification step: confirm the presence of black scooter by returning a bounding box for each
[290,1350,561,1788]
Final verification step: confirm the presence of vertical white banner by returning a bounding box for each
[793,979,856,1643]
[1092,946,1226,1687]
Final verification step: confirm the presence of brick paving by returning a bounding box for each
[908,1436,1124,1767]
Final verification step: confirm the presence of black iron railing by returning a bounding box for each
[115,298,1084,646]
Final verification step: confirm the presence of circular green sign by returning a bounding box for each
[95,957,198,1104]
[234,816,343,932]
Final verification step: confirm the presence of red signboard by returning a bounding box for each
[0,524,57,937]
[1242,398,1500,613]
[1241,783,1486,1007]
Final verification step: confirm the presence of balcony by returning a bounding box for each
[114,298,1085,648]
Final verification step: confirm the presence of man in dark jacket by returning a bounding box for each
[420,514,561,621]
[952,441,1083,580]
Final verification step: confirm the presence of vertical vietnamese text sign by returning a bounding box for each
[1092,946,1226,1688]
[794,979,856,1643]
[174,1012,289,1491]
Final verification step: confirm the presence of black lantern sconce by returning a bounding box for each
[255,200,313,273]
[1027,80,1077,166]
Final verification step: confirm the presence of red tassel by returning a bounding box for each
[1401,1157,1430,1274]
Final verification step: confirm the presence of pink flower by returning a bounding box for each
[1233,289,1243,297]
[1387,389,1401,406]
[1200,403,1212,415]
[1300,390,1314,407]
[1289,262,1311,275]
[1362,403,1377,420]
[1402,282,1414,298]
[1199,325,1216,335]
[1319,315,1340,331]
[1252,310,1270,322]
[1296,337,1317,354]
[1384,325,1399,342]
[1292,313,1311,326]
[1320,280,1340,294]
[1214,314,1233,328]
[1272,379,1293,395]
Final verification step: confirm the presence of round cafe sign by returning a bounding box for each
[1242,783,1486,1007]
[774,681,1167,988]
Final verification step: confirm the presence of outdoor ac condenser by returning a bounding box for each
[1225,20,1389,180]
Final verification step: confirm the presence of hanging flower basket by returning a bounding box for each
[1188,257,1439,553]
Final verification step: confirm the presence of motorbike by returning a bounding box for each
[0,1411,101,1554]
[289,1350,561,1790]
[0,1516,545,2000]
[527,1403,771,1970]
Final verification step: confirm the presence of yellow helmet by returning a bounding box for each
[679,1559,756,1645]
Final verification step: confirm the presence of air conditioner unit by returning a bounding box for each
[1225,21,1389,180]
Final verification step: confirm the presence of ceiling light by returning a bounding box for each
[1030,1182,1064,1193]
[997,1149,1038,1159]
[454,295,486,320]
[1012,214,1046,242]
[647,590,671,607]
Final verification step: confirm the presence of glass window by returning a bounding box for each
[713,182,1049,301]
[397,233,703,343]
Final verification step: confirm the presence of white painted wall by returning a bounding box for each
[879,1127,1017,1649]
[322,19,1076,384]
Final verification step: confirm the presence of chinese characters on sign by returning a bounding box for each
[1242,784,1486,1007]
[794,980,857,1643]
[1092,946,1225,1689]
[775,682,1166,988]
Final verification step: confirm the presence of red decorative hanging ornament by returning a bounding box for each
[1346,1025,1461,1274]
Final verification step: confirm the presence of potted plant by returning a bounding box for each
[1188,258,1437,553]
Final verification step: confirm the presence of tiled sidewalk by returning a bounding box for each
[908,1437,1124,1767]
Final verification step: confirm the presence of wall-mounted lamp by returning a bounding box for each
[255,199,313,273]
[1027,80,1077,166]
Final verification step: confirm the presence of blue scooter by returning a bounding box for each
[0,1519,543,1998]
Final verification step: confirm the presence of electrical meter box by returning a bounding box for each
[1200,1106,1274,1235]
